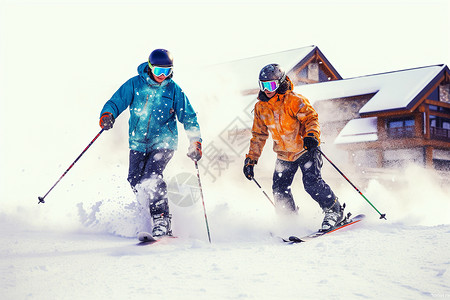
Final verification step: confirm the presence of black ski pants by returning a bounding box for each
[127,149,174,215]
[272,147,336,213]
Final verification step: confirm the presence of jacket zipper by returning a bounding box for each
[144,94,152,142]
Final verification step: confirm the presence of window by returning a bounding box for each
[298,67,308,79]
[429,105,450,113]
[308,63,319,81]
[430,115,450,129]
[386,118,415,138]
[382,148,423,168]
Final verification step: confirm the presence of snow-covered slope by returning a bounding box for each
[2,161,450,299]
[1,217,449,299]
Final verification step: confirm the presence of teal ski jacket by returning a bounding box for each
[100,62,201,153]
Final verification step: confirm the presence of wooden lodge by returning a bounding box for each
[300,64,450,171]
[206,45,450,173]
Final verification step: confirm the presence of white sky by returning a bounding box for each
[1,0,449,77]
[0,0,449,202]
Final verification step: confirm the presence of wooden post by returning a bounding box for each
[424,146,434,168]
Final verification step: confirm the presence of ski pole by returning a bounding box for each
[194,161,212,243]
[252,177,275,207]
[38,129,105,204]
[317,148,387,220]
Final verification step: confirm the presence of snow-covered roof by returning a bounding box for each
[206,46,317,91]
[334,117,378,144]
[295,65,448,116]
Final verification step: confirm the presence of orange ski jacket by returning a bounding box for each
[247,78,321,162]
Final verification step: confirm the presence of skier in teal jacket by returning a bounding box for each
[99,49,202,238]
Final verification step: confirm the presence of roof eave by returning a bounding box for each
[289,46,317,73]
[315,47,343,80]
[288,46,343,80]
[360,65,449,117]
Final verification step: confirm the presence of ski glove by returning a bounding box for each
[99,112,115,130]
[187,141,202,161]
[243,157,257,180]
[303,133,319,150]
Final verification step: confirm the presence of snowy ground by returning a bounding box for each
[1,218,449,300]
[2,162,450,300]
[1,123,450,299]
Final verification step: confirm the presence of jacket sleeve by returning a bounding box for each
[173,84,202,143]
[247,104,269,162]
[292,94,321,140]
[100,78,135,119]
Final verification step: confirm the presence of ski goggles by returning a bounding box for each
[259,80,280,92]
[148,61,173,77]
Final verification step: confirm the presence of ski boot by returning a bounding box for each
[151,213,172,237]
[321,199,344,232]
[150,198,172,238]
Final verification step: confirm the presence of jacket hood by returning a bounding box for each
[137,62,171,87]
[278,76,293,94]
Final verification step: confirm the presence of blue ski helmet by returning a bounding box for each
[149,49,174,67]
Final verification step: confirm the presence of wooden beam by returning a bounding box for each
[362,110,413,118]
[424,104,431,139]
[316,51,340,80]
[295,78,319,84]
[292,50,339,82]
[414,112,423,137]
[424,99,450,109]
[407,74,445,112]
[424,146,434,168]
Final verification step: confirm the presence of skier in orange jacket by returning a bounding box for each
[243,63,343,231]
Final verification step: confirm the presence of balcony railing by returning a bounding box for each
[430,127,450,141]
[386,126,415,138]
[387,126,449,141]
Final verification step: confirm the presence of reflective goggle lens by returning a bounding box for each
[152,66,172,77]
[148,61,173,77]
[259,80,279,92]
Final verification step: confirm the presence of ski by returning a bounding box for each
[137,231,157,244]
[136,232,177,246]
[282,213,366,244]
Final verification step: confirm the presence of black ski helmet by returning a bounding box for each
[148,49,174,67]
[259,63,286,83]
